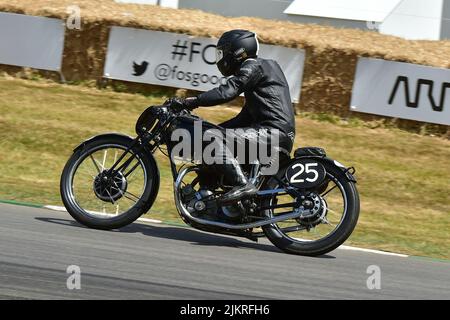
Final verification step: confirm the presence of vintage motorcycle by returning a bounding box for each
[60,101,360,256]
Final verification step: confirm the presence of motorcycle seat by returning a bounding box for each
[294,147,327,158]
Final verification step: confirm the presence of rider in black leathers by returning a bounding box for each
[171,30,296,204]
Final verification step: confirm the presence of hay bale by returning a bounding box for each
[0,0,448,134]
[1,0,448,67]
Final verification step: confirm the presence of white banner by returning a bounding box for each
[351,57,450,126]
[0,12,65,71]
[104,27,305,102]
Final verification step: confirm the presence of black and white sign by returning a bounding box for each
[0,12,65,71]
[104,27,306,102]
[351,57,450,126]
[285,160,326,189]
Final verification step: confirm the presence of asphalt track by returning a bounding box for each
[0,203,448,300]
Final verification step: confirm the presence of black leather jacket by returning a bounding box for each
[196,58,296,138]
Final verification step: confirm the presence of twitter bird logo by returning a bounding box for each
[132,61,149,76]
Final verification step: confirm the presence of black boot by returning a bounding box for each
[220,182,258,204]
[219,162,257,205]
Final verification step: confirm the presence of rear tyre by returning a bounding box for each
[60,135,159,230]
[262,161,360,256]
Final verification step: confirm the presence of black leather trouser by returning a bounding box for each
[201,124,294,187]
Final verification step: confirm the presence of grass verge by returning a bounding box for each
[0,76,449,259]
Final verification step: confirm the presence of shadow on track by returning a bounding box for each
[35,216,336,259]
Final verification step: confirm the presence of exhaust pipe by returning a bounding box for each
[174,167,302,230]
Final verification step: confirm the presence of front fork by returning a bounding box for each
[106,132,160,179]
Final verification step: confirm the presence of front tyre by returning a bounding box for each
[60,135,159,230]
[262,161,360,256]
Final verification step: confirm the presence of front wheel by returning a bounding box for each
[262,161,360,256]
[60,135,159,230]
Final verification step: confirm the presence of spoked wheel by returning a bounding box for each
[262,162,360,256]
[60,135,159,230]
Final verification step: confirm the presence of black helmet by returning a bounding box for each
[215,30,259,77]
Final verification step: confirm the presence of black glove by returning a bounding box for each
[165,97,199,112]
[184,97,199,110]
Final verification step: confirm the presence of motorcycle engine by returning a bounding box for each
[183,187,219,219]
[221,203,245,220]
[181,185,244,221]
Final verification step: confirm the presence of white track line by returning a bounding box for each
[337,245,408,257]
[44,205,163,224]
[44,205,408,257]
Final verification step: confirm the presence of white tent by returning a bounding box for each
[284,0,402,22]
[379,0,445,40]
[284,0,446,40]
[115,0,178,8]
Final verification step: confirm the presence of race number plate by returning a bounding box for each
[285,160,326,189]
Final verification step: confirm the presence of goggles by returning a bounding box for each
[215,48,224,64]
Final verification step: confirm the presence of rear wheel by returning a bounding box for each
[262,161,359,256]
[60,135,159,230]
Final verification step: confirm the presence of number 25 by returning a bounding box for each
[290,163,319,183]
